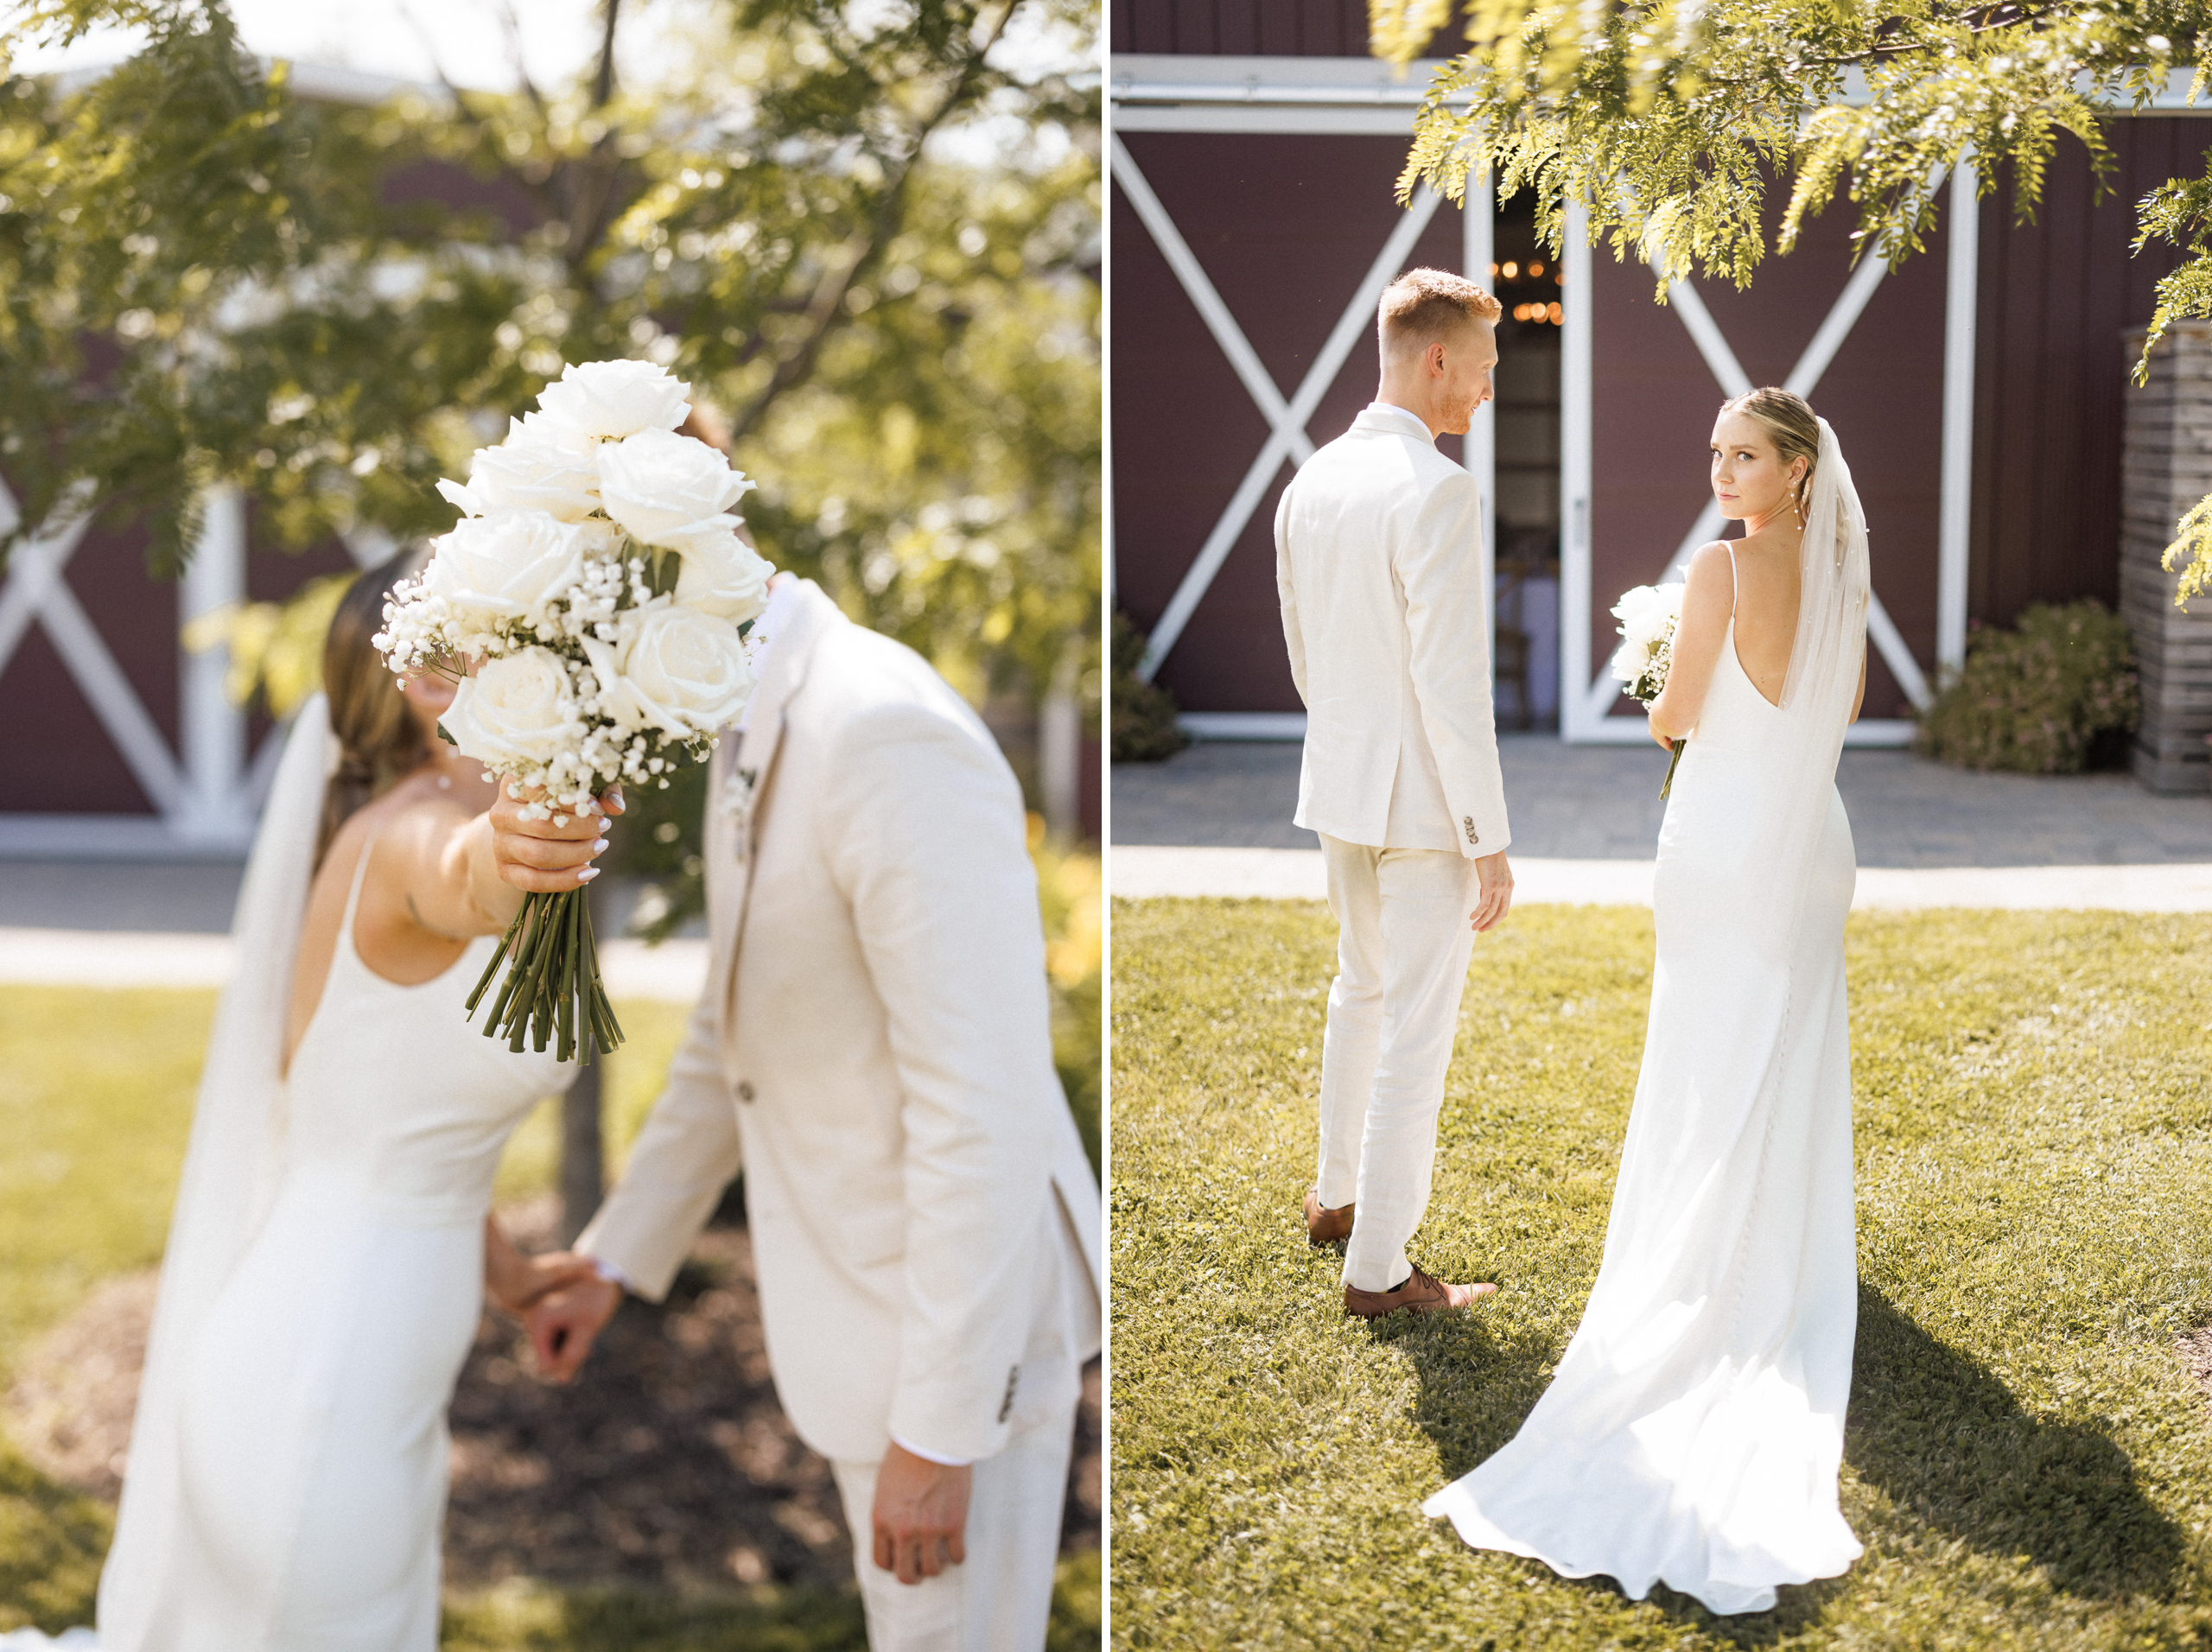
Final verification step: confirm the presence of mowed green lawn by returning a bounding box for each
[1111,899,2212,1649]
[0,985,1098,1649]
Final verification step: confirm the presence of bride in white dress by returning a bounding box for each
[1425,389,1870,1614]
[91,555,601,1650]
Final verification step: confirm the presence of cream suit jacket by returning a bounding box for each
[1274,403,1511,856]
[579,580,1103,1466]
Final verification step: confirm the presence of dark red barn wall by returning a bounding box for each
[1112,0,1471,55]
[1111,130,1471,713]
[1970,118,2202,629]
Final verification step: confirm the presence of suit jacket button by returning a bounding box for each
[736,1080,756,1103]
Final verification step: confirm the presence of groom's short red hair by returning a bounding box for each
[1378,268,1501,355]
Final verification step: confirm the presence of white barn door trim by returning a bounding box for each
[1560,165,1978,745]
[0,486,395,856]
[1110,61,1497,740]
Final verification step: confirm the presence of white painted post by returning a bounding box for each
[1937,157,1979,678]
[1465,171,1497,688]
[175,486,248,846]
[1558,200,1595,741]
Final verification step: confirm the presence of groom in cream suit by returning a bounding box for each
[494,574,1101,1651]
[1276,267,1515,1318]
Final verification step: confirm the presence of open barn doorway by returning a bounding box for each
[1486,188,1562,731]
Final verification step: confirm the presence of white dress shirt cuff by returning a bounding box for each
[890,1434,972,1469]
[588,1255,633,1293]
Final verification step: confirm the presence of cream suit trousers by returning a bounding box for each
[830,1397,1077,1652]
[1315,834,1481,1293]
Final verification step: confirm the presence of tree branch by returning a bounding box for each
[723,0,1020,447]
[594,0,622,111]
[398,1,569,225]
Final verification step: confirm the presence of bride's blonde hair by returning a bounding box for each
[316,548,429,867]
[1719,387,1820,517]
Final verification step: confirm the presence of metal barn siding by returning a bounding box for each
[1970,118,2200,628]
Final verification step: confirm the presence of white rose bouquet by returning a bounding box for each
[1608,581,1689,799]
[375,359,774,1062]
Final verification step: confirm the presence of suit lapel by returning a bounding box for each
[708,581,838,1024]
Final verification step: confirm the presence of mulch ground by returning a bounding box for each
[5,1197,1099,1595]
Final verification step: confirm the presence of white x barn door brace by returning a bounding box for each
[1111,133,1446,682]
[1561,164,1978,743]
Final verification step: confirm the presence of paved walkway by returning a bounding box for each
[0,924,711,1000]
[0,864,709,995]
[1113,736,2212,909]
[1112,846,2212,911]
[1113,736,2212,864]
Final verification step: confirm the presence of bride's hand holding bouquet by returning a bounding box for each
[376,359,774,1062]
[1611,581,1689,798]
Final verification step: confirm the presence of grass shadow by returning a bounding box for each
[1844,1285,2183,1603]
[1382,1299,1560,1486]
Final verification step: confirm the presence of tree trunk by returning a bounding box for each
[558,877,611,1243]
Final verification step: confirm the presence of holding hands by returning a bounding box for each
[481,1220,602,1318]
[522,1271,624,1385]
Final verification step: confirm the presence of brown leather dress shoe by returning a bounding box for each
[1343,1263,1496,1318]
[1304,1187,1354,1246]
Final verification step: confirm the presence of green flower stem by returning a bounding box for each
[467,886,624,1066]
[555,893,577,1064]
[1659,737,1687,799]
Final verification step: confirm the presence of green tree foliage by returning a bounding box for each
[1375,0,2212,596]
[0,0,1098,705]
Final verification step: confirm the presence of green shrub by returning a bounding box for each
[1109,613,1188,764]
[1913,599,2139,773]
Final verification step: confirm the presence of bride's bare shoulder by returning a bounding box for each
[1684,539,1734,580]
[314,778,465,893]
[1680,541,1736,617]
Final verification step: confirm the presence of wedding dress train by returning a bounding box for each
[94,698,569,1652]
[1425,587,1864,1612]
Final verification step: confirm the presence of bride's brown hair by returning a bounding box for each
[1719,387,1820,518]
[317,548,430,867]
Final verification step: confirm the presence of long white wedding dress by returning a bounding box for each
[1425,423,1871,1615]
[90,696,569,1652]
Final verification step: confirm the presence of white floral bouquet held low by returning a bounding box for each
[1609,581,1688,799]
[375,359,774,1062]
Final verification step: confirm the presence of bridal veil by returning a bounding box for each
[1753,415,1871,960]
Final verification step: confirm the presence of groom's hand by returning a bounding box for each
[489,784,625,893]
[1470,850,1513,933]
[871,1442,972,1585]
[524,1274,622,1383]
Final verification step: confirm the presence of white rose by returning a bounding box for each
[1608,636,1655,685]
[535,359,692,441]
[441,649,578,767]
[582,603,754,739]
[436,412,603,522]
[422,511,596,632]
[672,527,774,624]
[596,429,754,551]
[1611,583,1659,631]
